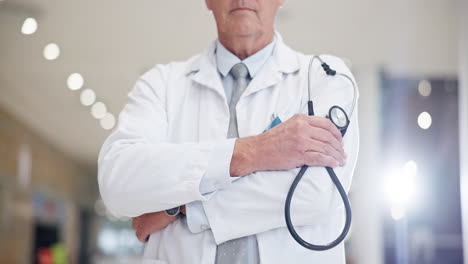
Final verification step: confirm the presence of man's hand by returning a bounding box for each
[132,211,178,242]
[230,114,346,177]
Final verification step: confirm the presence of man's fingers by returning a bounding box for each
[132,212,179,243]
[306,116,343,144]
[302,138,345,165]
[307,127,344,155]
[304,151,339,168]
[133,215,149,242]
[136,230,149,243]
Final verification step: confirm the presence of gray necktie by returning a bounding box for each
[227,63,249,139]
[215,63,259,264]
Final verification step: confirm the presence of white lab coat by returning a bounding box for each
[98,34,359,264]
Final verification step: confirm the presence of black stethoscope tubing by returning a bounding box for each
[284,56,356,251]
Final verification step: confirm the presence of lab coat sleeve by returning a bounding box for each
[202,56,360,245]
[199,139,237,194]
[98,67,236,217]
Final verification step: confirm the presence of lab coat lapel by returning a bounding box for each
[186,35,299,100]
[236,35,301,137]
[185,42,226,102]
[243,61,282,98]
[184,42,230,141]
[243,34,300,98]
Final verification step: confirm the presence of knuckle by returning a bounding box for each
[292,114,303,122]
[322,144,330,154]
[296,116,306,125]
[292,121,303,133]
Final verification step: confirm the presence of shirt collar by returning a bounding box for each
[215,36,277,78]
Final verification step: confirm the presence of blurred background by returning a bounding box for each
[0,0,467,263]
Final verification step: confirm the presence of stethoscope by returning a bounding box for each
[284,56,358,251]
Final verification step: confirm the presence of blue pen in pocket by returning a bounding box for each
[263,115,283,132]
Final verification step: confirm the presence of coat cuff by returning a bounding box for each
[186,201,211,233]
[198,138,236,195]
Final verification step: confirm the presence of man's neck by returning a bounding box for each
[218,31,274,60]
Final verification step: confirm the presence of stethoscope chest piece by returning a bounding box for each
[328,105,350,136]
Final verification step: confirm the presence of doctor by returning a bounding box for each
[98,0,359,263]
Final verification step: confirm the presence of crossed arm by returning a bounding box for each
[98,65,357,244]
[130,112,355,243]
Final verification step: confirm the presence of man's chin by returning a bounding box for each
[231,32,257,38]
[225,26,260,38]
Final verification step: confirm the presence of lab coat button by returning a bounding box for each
[201,224,209,230]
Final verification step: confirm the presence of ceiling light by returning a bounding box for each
[80,89,96,106]
[100,113,116,130]
[21,18,38,35]
[67,73,84,91]
[91,102,107,119]
[418,80,431,97]
[417,112,432,130]
[43,43,60,60]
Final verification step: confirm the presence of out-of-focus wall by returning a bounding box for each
[347,67,384,264]
[459,0,468,262]
[278,0,458,76]
[0,107,94,264]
